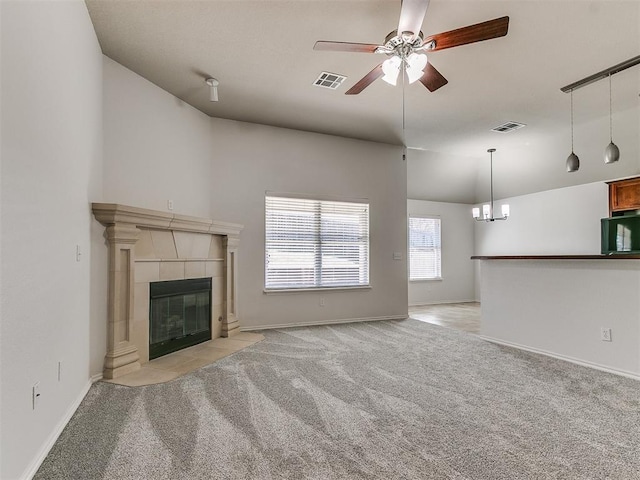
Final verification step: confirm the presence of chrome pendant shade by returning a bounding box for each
[605,142,620,164]
[604,73,620,164]
[560,56,639,172]
[566,89,579,173]
[566,152,580,173]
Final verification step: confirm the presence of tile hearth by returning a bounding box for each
[104,332,264,387]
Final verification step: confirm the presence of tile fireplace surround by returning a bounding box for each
[92,203,243,379]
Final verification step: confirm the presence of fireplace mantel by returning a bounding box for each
[92,203,243,236]
[92,203,243,379]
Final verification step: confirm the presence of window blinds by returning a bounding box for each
[409,216,441,280]
[265,196,369,289]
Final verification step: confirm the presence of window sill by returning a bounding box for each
[409,278,443,283]
[264,285,371,295]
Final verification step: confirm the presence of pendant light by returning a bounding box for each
[566,89,580,172]
[472,149,509,222]
[604,73,620,164]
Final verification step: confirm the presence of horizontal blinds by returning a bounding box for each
[409,217,441,280]
[266,196,369,289]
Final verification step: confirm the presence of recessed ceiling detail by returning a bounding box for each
[313,72,347,90]
[491,121,526,133]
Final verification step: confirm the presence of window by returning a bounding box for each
[265,195,369,290]
[409,216,441,280]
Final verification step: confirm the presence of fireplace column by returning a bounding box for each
[103,224,141,379]
[222,235,240,337]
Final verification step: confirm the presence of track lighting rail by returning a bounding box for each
[560,54,640,93]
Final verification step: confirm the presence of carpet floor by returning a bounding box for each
[36,319,640,479]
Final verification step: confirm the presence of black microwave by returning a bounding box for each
[601,215,640,254]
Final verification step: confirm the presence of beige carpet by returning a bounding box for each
[36,319,640,479]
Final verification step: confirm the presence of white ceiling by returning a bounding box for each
[85,0,640,203]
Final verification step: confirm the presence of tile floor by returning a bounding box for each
[409,302,481,334]
[104,331,264,387]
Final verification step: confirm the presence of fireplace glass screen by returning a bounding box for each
[149,277,212,359]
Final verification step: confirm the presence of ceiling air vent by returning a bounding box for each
[313,72,347,90]
[491,121,526,133]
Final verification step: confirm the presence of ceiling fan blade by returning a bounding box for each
[424,16,509,51]
[345,63,384,95]
[419,62,448,92]
[314,41,380,53]
[397,0,430,40]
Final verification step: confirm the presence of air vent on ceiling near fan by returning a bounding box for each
[313,72,347,90]
[492,121,526,133]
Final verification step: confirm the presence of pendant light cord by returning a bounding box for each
[402,67,406,145]
[570,89,575,152]
[401,62,407,161]
[609,74,613,142]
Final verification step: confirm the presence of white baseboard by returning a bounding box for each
[21,380,93,480]
[409,300,478,307]
[90,373,103,383]
[240,315,408,331]
[480,335,640,381]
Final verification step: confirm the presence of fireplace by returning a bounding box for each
[149,278,212,359]
[92,203,243,379]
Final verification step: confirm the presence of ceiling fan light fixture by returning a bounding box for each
[405,52,428,83]
[381,56,401,86]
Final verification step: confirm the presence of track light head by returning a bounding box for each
[205,77,219,102]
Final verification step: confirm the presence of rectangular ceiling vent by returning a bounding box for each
[491,121,526,133]
[314,72,347,90]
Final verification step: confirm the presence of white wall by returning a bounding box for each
[208,119,408,328]
[480,259,640,377]
[102,56,213,218]
[101,59,408,334]
[0,2,103,478]
[473,181,609,299]
[408,199,475,305]
[474,181,608,256]
[95,57,215,375]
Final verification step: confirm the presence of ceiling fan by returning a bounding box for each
[314,0,509,95]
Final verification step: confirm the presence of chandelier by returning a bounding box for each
[472,148,509,222]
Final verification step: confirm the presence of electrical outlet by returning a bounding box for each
[58,361,62,382]
[319,297,325,307]
[601,328,612,342]
[75,245,82,262]
[32,382,41,410]
[167,200,174,211]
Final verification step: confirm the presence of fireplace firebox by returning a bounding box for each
[149,277,212,359]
